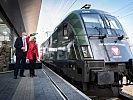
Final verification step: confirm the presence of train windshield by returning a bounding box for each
[82,14,104,29]
[104,15,122,29]
[82,13,126,36]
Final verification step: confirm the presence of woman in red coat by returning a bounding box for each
[26,36,39,77]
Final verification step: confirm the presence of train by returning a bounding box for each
[41,4,133,96]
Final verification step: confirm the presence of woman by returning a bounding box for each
[26,36,39,77]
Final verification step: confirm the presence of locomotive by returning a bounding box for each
[41,4,133,96]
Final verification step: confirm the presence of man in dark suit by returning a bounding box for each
[14,32,28,79]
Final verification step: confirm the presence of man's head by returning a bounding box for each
[22,32,27,37]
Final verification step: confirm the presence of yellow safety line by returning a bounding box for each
[0,70,14,74]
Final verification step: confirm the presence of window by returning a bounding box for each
[104,15,123,29]
[82,14,104,28]
[81,45,92,58]
[0,18,11,46]
[0,15,12,71]
[63,23,68,36]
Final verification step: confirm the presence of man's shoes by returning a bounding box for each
[13,76,17,79]
[19,75,26,77]
[33,75,37,77]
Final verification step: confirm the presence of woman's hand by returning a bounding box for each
[37,58,40,61]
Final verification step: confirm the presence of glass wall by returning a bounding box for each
[0,16,12,71]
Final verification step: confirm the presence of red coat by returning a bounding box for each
[26,37,39,60]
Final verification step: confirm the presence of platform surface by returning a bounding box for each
[0,66,90,100]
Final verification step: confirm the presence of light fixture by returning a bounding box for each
[64,36,68,39]
[3,31,8,35]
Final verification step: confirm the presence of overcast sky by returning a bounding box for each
[36,0,133,46]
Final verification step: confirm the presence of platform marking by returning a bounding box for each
[42,69,69,100]
[42,64,91,100]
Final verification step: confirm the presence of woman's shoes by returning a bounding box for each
[30,74,37,77]
[30,75,33,77]
[13,76,17,79]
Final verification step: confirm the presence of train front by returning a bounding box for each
[80,9,133,91]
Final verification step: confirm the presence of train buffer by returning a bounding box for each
[0,64,91,100]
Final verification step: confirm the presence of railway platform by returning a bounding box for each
[0,64,91,100]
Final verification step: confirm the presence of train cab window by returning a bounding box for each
[82,14,104,29]
[104,15,122,30]
[104,15,126,36]
[63,23,68,36]
[81,45,92,58]
[64,30,68,36]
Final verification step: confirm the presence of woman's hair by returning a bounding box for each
[29,36,36,42]
[32,37,36,42]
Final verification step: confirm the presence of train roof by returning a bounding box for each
[54,8,111,32]
[71,9,110,15]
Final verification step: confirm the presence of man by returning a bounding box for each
[14,32,27,79]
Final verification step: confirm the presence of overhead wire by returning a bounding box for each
[56,0,71,18]
[51,0,71,26]
[48,0,66,29]
[42,0,61,33]
[112,1,133,19]
[112,1,133,14]
[63,0,78,17]
[120,12,133,19]
[41,0,60,31]
[49,0,78,30]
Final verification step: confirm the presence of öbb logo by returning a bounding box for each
[111,46,120,56]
